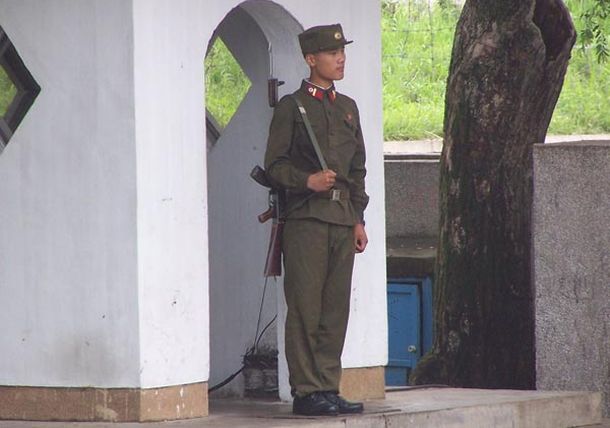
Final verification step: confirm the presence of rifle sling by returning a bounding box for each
[292,96,328,171]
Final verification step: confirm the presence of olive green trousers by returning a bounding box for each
[282,218,355,397]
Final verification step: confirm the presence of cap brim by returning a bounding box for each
[318,39,353,52]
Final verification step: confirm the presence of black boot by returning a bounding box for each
[323,391,364,414]
[293,391,339,416]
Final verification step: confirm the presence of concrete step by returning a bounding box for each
[376,388,602,428]
[582,420,610,428]
[0,388,602,428]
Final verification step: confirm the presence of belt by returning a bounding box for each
[314,189,350,201]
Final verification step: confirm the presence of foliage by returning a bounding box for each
[579,0,610,62]
[205,36,251,129]
[0,65,16,117]
[548,0,610,134]
[382,0,610,140]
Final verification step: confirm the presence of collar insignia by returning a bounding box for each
[302,80,337,103]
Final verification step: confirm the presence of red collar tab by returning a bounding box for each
[328,89,337,102]
[302,80,337,102]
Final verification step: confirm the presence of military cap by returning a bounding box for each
[298,24,353,55]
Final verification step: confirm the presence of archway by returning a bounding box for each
[206,0,305,400]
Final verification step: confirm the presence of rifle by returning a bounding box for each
[251,165,284,277]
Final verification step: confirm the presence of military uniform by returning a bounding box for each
[264,24,369,407]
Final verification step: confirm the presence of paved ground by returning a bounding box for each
[588,422,610,428]
[0,388,605,428]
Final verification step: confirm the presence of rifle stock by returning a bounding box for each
[251,164,284,277]
[258,206,274,223]
[263,220,283,277]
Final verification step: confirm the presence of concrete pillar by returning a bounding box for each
[0,0,209,421]
[533,140,610,416]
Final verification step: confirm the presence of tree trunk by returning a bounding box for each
[411,0,576,389]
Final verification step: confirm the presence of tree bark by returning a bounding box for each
[410,0,576,389]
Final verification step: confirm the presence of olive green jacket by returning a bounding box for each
[264,80,369,226]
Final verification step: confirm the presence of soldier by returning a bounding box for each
[264,24,369,416]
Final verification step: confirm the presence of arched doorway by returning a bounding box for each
[206,1,305,400]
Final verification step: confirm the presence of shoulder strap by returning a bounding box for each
[291,96,328,171]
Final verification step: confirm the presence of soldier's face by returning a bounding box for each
[307,47,346,83]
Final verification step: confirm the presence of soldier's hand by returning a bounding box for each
[354,223,368,253]
[307,169,337,192]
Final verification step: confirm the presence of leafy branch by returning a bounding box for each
[579,0,610,62]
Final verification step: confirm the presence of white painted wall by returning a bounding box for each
[0,0,140,387]
[132,0,210,388]
[0,0,212,389]
[207,4,281,395]
[0,0,386,395]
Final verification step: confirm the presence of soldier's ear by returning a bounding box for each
[304,53,317,67]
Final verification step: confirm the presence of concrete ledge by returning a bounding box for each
[384,139,443,155]
[383,135,610,155]
[382,389,602,428]
[0,388,602,427]
[0,382,207,422]
[340,366,385,401]
[205,388,601,428]
[386,236,436,278]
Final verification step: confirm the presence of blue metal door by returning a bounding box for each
[386,282,421,386]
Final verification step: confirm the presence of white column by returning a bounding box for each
[132,0,210,388]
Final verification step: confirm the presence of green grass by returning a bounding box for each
[0,65,17,117]
[550,42,610,134]
[382,1,458,140]
[382,0,610,140]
